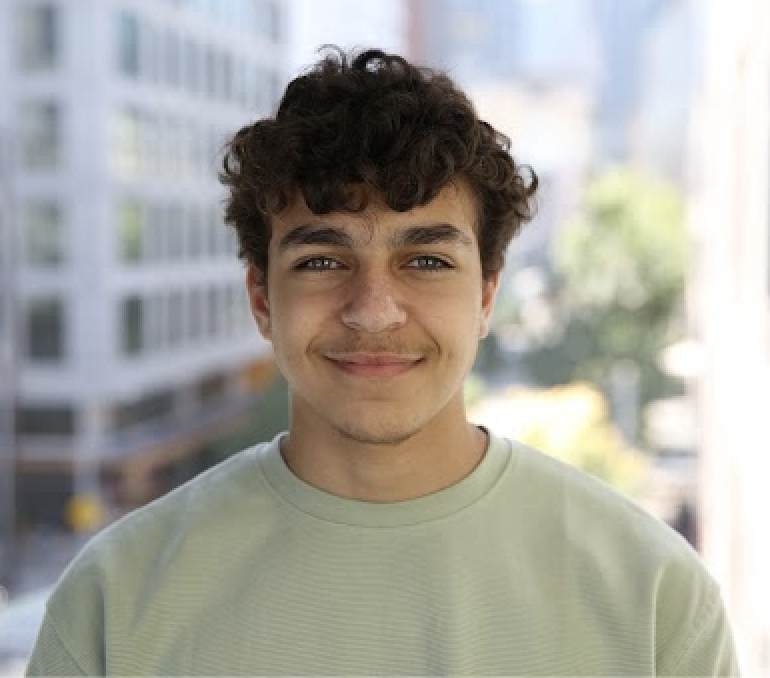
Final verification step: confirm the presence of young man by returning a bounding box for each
[27,48,739,676]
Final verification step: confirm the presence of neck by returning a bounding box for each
[280,419,489,502]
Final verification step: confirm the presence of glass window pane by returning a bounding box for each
[187,205,202,258]
[168,290,184,344]
[167,205,185,259]
[26,297,64,362]
[121,296,143,355]
[16,405,75,435]
[183,38,199,95]
[118,199,143,263]
[116,10,139,77]
[21,101,60,170]
[24,202,64,267]
[164,28,181,87]
[188,287,202,341]
[145,203,164,261]
[206,286,218,337]
[146,293,164,350]
[111,108,141,175]
[16,4,59,71]
[204,46,217,99]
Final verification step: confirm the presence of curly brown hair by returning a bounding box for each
[220,46,538,281]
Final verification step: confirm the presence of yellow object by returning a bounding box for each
[65,494,105,533]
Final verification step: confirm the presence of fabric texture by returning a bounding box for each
[26,431,740,676]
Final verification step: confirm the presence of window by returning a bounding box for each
[163,28,181,87]
[190,122,205,175]
[16,4,59,71]
[116,10,139,77]
[188,288,203,340]
[178,122,194,176]
[16,405,75,435]
[141,20,160,83]
[26,297,65,362]
[145,203,164,261]
[143,111,160,175]
[111,108,141,175]
[168,290,184,345]
[224,284,236,336]
[166,205,185,260]
[206,285,219,337]
[207,205,222,256]
[232,59,246,107]
[121,296,143,355]
[146,292,164,350]
[221,53,233,101]
[21,101,60,170]
[225,226,238,256]
[118,199,143,263]
[204,46,218,99]
[161,115,180,175]
[111,390,173,430]
[187,205,202,258]
[183,38,200,94]
[24,202,65,267]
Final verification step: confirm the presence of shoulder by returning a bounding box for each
[501,437,719,609]
[97,440,270,551]
[507,438,693,559]
[503,438,738,674]
[45,438,278,618]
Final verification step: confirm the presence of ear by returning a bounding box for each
[479,271,501,339]
[246,264,272,340]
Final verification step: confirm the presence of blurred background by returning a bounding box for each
[0,0,768,674]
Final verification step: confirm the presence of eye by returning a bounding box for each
[296,257,343,271]
[407,256,453,271]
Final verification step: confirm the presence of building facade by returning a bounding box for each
[0,0,284,546]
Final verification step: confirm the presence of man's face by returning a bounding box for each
[247,180,499,447]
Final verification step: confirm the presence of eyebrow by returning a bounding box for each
[278,225,353,250]
[389,224,474,248]
[278,222,474,251]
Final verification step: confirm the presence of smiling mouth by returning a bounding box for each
[324,353,423,377]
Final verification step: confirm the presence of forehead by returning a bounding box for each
[270,181,479,243]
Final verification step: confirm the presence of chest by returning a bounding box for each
[107,527,652,675]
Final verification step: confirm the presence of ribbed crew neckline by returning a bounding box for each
[256,429,513,527]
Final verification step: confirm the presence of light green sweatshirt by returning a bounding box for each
[27,431,739,676]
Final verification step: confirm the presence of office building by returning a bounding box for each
[0,0,284,539]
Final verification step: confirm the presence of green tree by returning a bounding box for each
[523,168,688,439]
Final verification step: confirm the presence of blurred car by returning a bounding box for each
[0,587,51,677]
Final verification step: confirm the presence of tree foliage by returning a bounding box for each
[522,168,688,431]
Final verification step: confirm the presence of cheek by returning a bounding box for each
[269,297,322,355]
[422,293,485,344]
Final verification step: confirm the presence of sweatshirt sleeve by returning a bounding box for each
[25,555,108,677]
[655,561,741,677]
[26,613,95,677]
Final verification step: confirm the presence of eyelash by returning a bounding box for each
[296,257,341,271]
[295,256,453,272]
[407,256,452,271]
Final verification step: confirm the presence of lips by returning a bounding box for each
[324,352,423,377]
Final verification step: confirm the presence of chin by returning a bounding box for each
[334,418,424,447]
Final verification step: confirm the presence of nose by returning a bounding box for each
[340,271,407,333]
